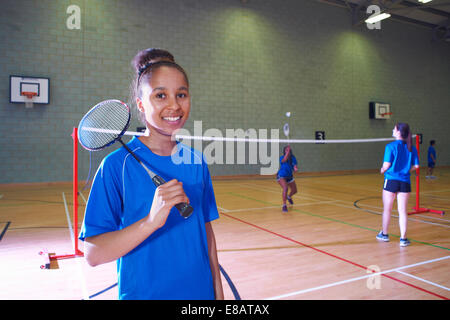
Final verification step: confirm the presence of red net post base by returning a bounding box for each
[409,207,445,216]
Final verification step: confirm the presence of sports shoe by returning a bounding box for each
[376,231,389,242]
[287,196,293,205]
[282,204,288,212]
[400,238,411,247]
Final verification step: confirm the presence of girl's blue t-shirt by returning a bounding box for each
[383,140,419,183]
[427,146,436,163]
[79,137,219,300]
[278,155,297,177]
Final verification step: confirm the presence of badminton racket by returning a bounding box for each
[283,123,290,142]
[77,99,194,219]
[283,111,292,146]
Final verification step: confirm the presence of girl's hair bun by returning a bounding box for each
[132,48,175,74]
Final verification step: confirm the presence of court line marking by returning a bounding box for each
[0,221,11,241]
[353,199,449,228]
[422,189,450,194]
[306,178,381,193]
[424,194,450,201]
[62,192,90,300]
[395,270,450,292]
[221,211,449,300]
[216,180,450,196]
[217,206,230,212]
[265,255,450,300]
[79,192,88,206]
[62,192,75,248]
[233,187,450,250]
[313,196,449,228]
[355,201,449,222]
[240,183,450,229]
[247,183,444,221]
[219,200,338,213]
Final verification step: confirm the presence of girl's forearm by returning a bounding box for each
[84,216,158,267]
[380,162,391,174]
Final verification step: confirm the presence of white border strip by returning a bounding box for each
[265,255,450,300]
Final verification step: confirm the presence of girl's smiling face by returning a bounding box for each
[137,65,190,137]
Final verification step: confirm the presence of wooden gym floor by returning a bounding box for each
[0,168,449,300]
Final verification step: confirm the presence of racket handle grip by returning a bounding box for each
[152,175,166,186]
[152,175,194,219]
[175,202,194,219]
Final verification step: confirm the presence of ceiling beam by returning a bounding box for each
[318,0,440,28]
[399,0,450,19]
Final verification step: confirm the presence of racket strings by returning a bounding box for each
[78,100,130,150]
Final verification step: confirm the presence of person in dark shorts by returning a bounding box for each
[426,140,436,179]
[378,123,419,247]
[277,145,298,212]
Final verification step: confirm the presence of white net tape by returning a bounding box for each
[174,135,398,144]
[113,130,409,144]
[80,128,417,175]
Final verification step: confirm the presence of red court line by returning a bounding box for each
[220,212,449,300]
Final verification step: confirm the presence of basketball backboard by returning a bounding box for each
[9,75,50,105]
[369,102,392,120]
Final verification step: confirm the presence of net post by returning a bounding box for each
[41,128,84,269]
[408,134,445,216]
[72,127,82,255]
[415,134,420,210]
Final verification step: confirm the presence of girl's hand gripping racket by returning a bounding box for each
[77,99,194,219]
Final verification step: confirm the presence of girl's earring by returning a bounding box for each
[136,98,145,113]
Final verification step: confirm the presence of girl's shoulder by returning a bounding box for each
[387,140,401,146]
[386,140,402,150]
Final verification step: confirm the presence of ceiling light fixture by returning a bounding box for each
[365,12,391,24]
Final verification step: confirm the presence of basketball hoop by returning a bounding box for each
[21,91,37,108]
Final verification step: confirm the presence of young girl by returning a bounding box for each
[79,49,224,300]
[277,145,298,212]
[377,123,419,247]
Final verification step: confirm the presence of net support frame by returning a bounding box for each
[408,134,445,216]
[41,128,441,268]
[41,128,84,269]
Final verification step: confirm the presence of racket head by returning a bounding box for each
[78,99,131,151]
[283,123,290,138]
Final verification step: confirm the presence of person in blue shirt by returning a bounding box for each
[277,145,298,212]
[79,49,224,299]
[377,123,419,247]
[426,140,436,179]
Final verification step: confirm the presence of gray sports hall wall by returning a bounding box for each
[0,0,449,183]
